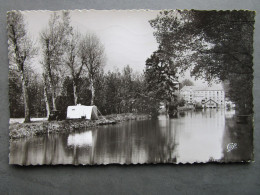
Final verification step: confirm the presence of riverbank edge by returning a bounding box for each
[9,113,151,139]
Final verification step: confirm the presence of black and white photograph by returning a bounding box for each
[7,9,255,165]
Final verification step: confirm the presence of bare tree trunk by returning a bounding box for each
[43,74,51,118]
[48,78,56,110]
[43,85,50,118]
[46,66,57,111]
[73,79,78,105]
[51,91,57,110]
[21,73,30,123]
[90,76,95,106]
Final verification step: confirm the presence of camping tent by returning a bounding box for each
[67,104,99,120]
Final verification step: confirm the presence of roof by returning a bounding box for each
[204,99,218,104]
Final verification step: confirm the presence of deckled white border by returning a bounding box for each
[7,9,255,13]
[7,9,255,165]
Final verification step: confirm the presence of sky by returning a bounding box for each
[22,10,222,88]
[23,10,159,72]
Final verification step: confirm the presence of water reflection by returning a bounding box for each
[67,131,93,147]
[173,109,225,163]
[9,109,253,165]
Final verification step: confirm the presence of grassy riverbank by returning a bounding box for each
[9,113,151,139]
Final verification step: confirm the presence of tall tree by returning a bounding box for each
[120,65,134,112]
[150,10,255,114]
[27,71,46,117]
[79,34,105,105]
[7,11,37,122]
[42,73,51,117]
[40,11,72,111]
[104,71,122,114]
[93,70,107,113]
[64,31,85,105]
[9,70,23,118]
[145,49,179,116]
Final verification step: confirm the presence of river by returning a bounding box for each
[9,109,253,165]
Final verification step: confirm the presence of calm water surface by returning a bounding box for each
[9,109,253,165]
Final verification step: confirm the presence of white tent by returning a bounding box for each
[67,131,93,147]
[67,104,99,120]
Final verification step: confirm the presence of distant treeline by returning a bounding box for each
[9,65,172,118]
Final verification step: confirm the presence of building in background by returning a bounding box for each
[180,85,225,108]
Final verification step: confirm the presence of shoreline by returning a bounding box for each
[9,113,151,140]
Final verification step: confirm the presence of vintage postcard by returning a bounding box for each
[7,9,255,165]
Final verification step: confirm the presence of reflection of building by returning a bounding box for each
[180,85,225,108]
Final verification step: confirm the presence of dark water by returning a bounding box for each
[9,109,253,165]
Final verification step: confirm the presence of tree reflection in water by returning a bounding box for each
[9,109,253,165]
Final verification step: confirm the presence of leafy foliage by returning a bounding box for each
[145,50,178,101]
[79,34,106,105]
[149,10,255,114]
[7,11,37,122]
[40,11,72,111]
[180,79,194,89]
